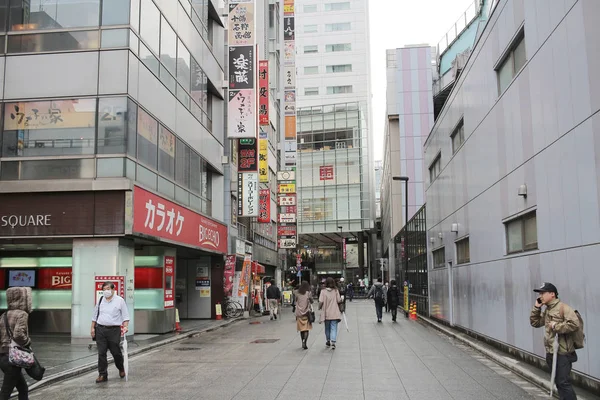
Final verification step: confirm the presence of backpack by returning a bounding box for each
[560,303,585,349]
[374,285,384,301]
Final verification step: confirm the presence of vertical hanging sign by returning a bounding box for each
[258,61,269,126]
[258,189,270,223]
[259,139,268,183]
[238,138,258,217]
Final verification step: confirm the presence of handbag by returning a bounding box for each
[25,354,45,381]
[3,313,35,369]
[92,296,103,342]
[308,304,316,324]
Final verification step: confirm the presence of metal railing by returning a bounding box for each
[437,0,481,57]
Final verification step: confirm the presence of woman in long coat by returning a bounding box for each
[319,277,342,350]
[294,281,313,349]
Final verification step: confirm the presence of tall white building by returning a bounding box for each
[294,0,376,280]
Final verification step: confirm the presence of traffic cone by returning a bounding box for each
[175,308,182,332]
[215,302,223,320]
[410,302,418,320]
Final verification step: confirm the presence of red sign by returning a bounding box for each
[37,268,72,290]
[164,256,175,308]
[258,189,270,223]
[278,225,297,237]
[343,238,346,260]
[259,61,269,125]
[134,268,163,289]
[94,275,125,304]
[281,205,296,214]
[251,261,265,275]
[278,194,296,206]
[224,255,236,297]
[133,186,228,254]
[320,165,334,180]
[238,139,258,172]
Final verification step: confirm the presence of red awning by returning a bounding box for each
[251,262,266,275]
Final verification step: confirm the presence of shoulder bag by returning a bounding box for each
[3,313,35,369]
[308,303,316,324]
[92,296,103,342]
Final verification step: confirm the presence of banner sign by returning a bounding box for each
[258,61,269,125]
[238,254,251,297]
[229,46,254,90]
[278,183,296,193]
[284,116,296,140]
[133,186,228,254]
[238,172,259,217]
[259,139,268,183]
[238,138,257,172]
[284,90,296,116]
[37,268,72,290]
[224,255,236,297]
[284,42,295,64]
[279,238,296,249]
[228,89,255,139]
[283,0,294,15]
[284,66,296,88]
[258,189,270,223]
[319,165,334,180]
[278,224,297,237]
[228,3,254,46]
[279,213,296,223]
[277,170,295,181]
[278,195,296,206]
[284,17,295,41]
[164,256,175,308]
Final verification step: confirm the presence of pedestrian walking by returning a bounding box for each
[530,282,580,400]
[387,280,401,322]
[367,278,385,322]
[266,279,281,320]
[294,282,313,350]
[337,277,347,313]
[384,282,389,312]
[0,287,32,400]
[319,277,342,350]
[91,282,130,383]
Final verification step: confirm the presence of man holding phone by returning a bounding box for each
[530,282,579,399]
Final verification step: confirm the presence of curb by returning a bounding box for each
[26,318,242,394]
[418,315,556,397]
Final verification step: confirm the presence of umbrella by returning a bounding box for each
[342,312,350,332]
[121,327,129,382]
[549,334,558,396]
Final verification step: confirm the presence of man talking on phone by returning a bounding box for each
[530,282,579,399]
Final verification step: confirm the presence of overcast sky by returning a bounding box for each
[368,0,476,161]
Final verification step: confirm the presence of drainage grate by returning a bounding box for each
[174,347,202,351]
[251,339,279,344]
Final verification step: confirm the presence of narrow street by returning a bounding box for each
[30,301,549,400]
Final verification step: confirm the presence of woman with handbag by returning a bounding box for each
[319,277,342,350]
[294,281,314,350]
[0,287,32,400]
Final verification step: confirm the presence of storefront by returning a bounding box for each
[0,185,227,340]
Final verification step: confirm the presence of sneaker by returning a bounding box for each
[331,342,336,350]
[377,319,382,323]
[274,314,277,320]
[326,341,331,347]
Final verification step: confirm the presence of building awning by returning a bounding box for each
[252,261,265,275]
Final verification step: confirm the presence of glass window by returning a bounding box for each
[130,0,140,32]
[140,42,159,76]
[175,185,189,206]
[175,138,190,188]
[9,0,100,31]
[129,30,139,55]
[432,247,445,268]
[102,0,130,25]
[504,211,538,253]
[158,125,175,179]
[98,97,128,154]
[97,158,125,177]
[177,39,191,91]
[304,45,318,54]
[0,0,8,32]
[201,160,208,199]
[126,99,137,157]
[0,159,95,180]
[191,58,207,111]
[326,43,351,52]
[160,17,177,76]
[136,163,157,190]
[326,85,352,94]
[304,24,317,33]
[140,0,160,54]
[190,150,201,195]
[7,31,99,53]
[304,4,317,12]
[158,176,175,199]
[305,87,318,96]
[136,107,158,168]
[325,22,351,32]
[304,66,318,75]
[513,36,526,73]
[324,2,350,11]
[451,118,464,154]
[177,84,191,109]
[2,99,96,157]
[523,213,538,250]
[101,29,129,48]
[326,64,352,73]
[160,65,176,94]
[456,237,470,264]
[506,218,523,254]
[497,33,526,94]
[497,54,513,94]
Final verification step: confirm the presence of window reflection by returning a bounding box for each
[1,99,96,157]
[9,0,101,31]
[102,0,130,26]
[7,30,99,53]
[136,107,158,168]
[97,97,128,154]
[140,0,159,54]
[0,159,95,180]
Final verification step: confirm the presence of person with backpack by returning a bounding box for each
[367,278,385,323]
[530,282,583,400]
[387,280,401,322]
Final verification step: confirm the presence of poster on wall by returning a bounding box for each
[319,165,334,180]
[164,256,175,308]
[224,255,236,297]
[238,255,252,297]
[94,275,125,304]
[283,17,295,41]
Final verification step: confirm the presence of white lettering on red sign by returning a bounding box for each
[199,224,220,249]
[51,274,71,288]
[144,199,184,236]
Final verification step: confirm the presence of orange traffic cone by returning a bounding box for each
[215,303,223,320]
[410,302,418,320]
[175,308,182,332]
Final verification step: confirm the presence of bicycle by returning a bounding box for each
[224,298,244,318]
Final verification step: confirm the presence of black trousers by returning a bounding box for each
[391,307,398,321]
[546,352,577,400]
[97,325,124,377]
[0,355,28,400]
[375,300,383,320]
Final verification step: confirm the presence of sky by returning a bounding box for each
[368,0,476,161]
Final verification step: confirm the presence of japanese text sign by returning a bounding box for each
[284,17,295,41]
[259,139,268,183]
[133,186,227,254]
[238,173,259,217]
[278,225,297,237]
[278,195,296,206]
[319,165,334,180]
[238,138,258,172]
[258,189,270,223]
[228,89,256,138]
[229,46,254,90]
[278,183,296,194]
[164,256,175,308]
[258,61,269,125]
[284,0,294,15]
[228,3,254,46]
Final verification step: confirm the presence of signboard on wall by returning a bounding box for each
[258,189,270,223]
[258,139,268,183]
[279,238,297,249]
[238,138,258,172]
[224,255,236,297]
[277,170,295,181]
[258,61,269,125]
[278,183,296,194]
[228,2,255,46]
[37,268,72,290]
[278,195,296,206]
[319,165,334,180]
[164,256,175,308]
[238,173,259,217]
[94,275,125,304]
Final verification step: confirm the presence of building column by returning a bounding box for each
[71,238,135,343]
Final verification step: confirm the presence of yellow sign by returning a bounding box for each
[403,285,409,313]
[4,100,96,131]
[259,139,268,183]
[284,0,294,14]
[200,288,211,298]
[278,183,296,194]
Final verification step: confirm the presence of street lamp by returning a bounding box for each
[338,226,345,280]
[393,176,409,317]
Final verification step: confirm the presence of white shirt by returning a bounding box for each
[92,295,130,326]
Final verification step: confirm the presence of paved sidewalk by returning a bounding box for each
[24,300,596,400]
